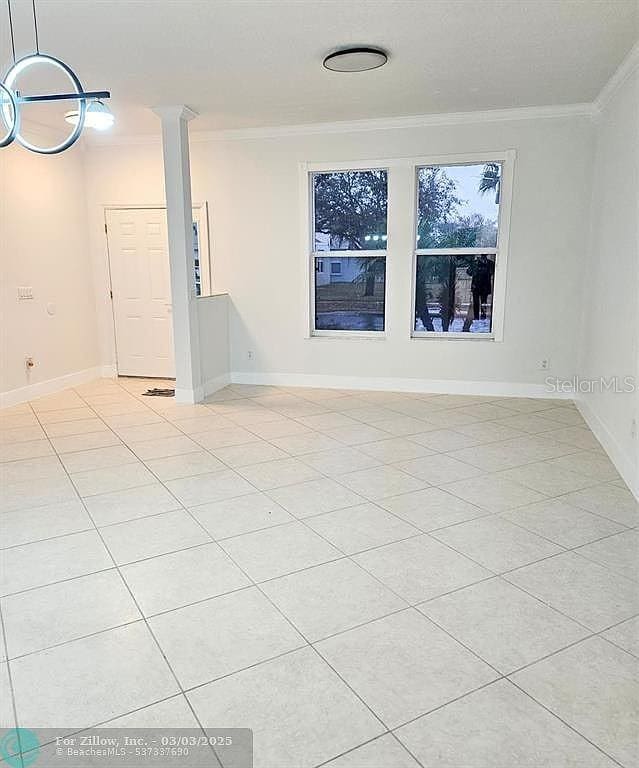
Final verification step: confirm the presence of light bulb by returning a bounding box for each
[65,99,114,130]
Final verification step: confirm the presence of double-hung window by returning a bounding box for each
[412,156,510,339]
[309,168,388,334]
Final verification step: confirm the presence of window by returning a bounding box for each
[192,221,202,297]
[413,162,504,337]
[311,169,387,333]
[192,205,213,297]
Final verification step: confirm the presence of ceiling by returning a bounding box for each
[2,0,637,137]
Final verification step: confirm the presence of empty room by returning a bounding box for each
[0,0,638,766]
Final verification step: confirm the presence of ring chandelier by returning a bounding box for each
[1,0,112,154]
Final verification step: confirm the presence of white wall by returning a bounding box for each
[197,293,230,394]
[83,141,167,373]
[0,140,100,405]
[85,112,594,396]
[578,64,639,495]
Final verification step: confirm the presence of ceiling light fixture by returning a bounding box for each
[323,47,388,73]
[0,81,18,147]
[1,0,112,154]
[65,100,114,131]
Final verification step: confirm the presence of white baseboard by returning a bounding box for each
[230,371,574,400]
[204,373,231,397]
[177,374,231,404]
[0,365,115,408]
[174,387,199,404]
[576,397,638,500]
[100,364,118,378]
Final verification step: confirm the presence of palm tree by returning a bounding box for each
[357,256,385,297]
[478,163,501,203]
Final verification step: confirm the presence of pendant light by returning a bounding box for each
[1,0,113,154]
[65,100,114,131]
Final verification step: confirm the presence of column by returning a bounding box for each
[152,105,201,403]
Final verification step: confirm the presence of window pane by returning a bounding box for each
[192,221,201,297]
[315,256,385,331]
[313,170,387,251]
[414,254,495,333]
[417,163,501,248]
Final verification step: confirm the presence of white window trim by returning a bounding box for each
[299,151,515,341]
[410,150,515,342]
[302,161,390,339]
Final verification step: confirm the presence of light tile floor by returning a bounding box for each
[1,378,638,768]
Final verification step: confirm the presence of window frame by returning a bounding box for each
[410,151,515,342]
[300,151,515,342]
[303,161,391,339]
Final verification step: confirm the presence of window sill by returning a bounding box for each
[411,332,499,341]
[309,330,387,341]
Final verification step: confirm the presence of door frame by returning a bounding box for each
[103,202,211,378]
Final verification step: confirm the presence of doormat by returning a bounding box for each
[142,388,175,397]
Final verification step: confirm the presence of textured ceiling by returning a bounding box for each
[1,0,637,136]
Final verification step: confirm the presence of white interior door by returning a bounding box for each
[106,208,175,378]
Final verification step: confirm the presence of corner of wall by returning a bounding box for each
[576,49,639,498]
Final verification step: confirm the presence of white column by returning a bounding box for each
[152,105,202,403]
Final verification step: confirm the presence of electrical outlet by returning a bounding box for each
[539,359,550,370]
[632,418,637,440]
[25,356,35,371]
[247,351,254,361]
[18,287,33,300]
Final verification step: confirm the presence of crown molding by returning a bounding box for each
[191,103,595,142]
[151,105,198,122]
[594,41,639,116]
[86,102,595,148]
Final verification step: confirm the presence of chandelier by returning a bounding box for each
[1,0,112,154]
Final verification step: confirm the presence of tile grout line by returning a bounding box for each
[1,380,628,764]
[116,404,400,745]
[2,392,634,614]
[0,409,621,519]
[7,564,637,669]
[148,389,639,764]
[90,388,504,624]
[230,418,575,595]
[504,677,627,768]
[4,477,632,556]
[1,498,632,611]
[71,382,240,768]
[20,390,224,768]
[0,599,24,767]
[126,388,457,766]
[67,380,399,762]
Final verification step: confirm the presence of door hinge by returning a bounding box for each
[109,289,113,300]
[104,222,108,234]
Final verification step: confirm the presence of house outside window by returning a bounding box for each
[303,152,513,341]
[309,168,388,334]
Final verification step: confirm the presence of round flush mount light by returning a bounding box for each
[323,47,388,72]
